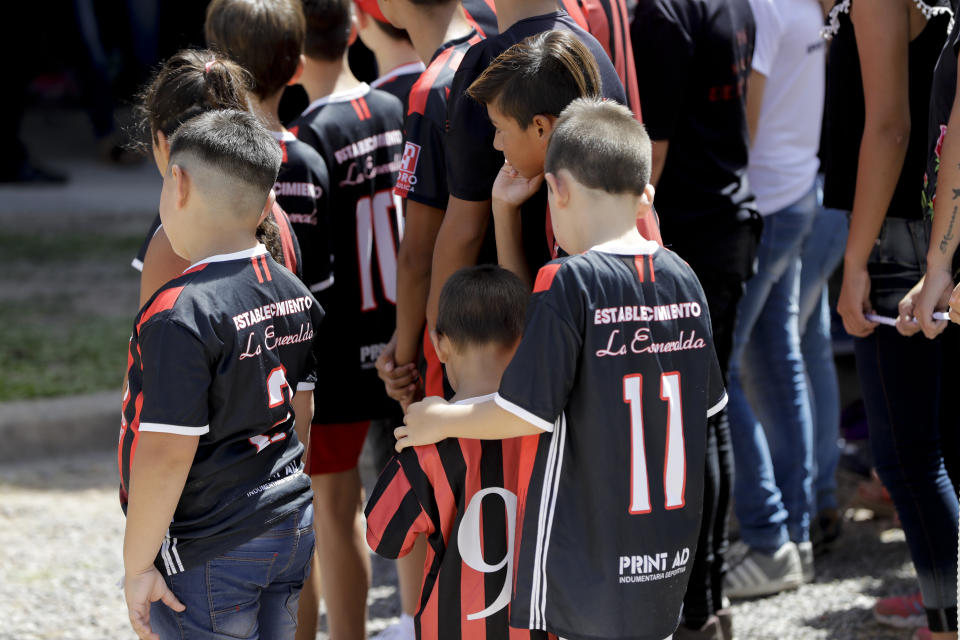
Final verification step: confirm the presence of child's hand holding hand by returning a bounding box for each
[492,161,544,210]
[395,396,452,451]
[124,566,185,640]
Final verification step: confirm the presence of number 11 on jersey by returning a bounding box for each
[623,372,686,514]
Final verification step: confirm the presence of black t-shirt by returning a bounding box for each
[922,14,959,219]
[272,131,330,285]
[495,242,725,640]
[822,5,950,218]
[632,0,757,227]
[395,32,483,210]
[446,11,628,271]
[290,85,406,423]
[371,62,427,115]
[119,245,321,576]
[461,0,500,37]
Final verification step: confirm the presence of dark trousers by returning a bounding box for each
[664,216,760,628]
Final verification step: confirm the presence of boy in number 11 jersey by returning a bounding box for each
[398,100,725,639]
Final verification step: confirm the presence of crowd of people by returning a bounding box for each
[112,0,960,639]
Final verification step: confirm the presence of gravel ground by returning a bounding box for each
[0,451,922,640]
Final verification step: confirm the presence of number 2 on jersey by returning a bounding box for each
[356,190,402,311]
[623,372,685,514]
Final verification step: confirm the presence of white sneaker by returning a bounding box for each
[724,541,803,599]
[371,613,415,640]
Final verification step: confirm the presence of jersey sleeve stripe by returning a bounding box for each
[136,285,187,334]
[309,274,335,292]
[139,422,210,436]
[408,47,456,116]
[494,394,555,432]
[707,393,728,418]
[532,263,562,293]
[296,382,315,391]
[131,258,144,272]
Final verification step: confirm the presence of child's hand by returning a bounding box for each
[124,566,185,640]
[492,161,544,209]
[395,396,450,451]
[375,332,420,407]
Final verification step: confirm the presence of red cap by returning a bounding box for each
[354,0,389,23]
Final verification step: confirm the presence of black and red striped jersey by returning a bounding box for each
[494,241,726,640]
[290,85,406,423]
[395,32,483,209]
[271,130,328,285]
[131,205,304,280]
[119,245,321,577]
[575,0,642,118]
[371,61,427,114]
[365,394,552,640]
[461,0,499,38]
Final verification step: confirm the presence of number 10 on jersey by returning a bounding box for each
[623,372,686,514]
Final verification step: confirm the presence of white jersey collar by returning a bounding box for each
[453,393,498,406]
[371,62,426,89]
[301,83,372,117]
[185,243,268,272]
[589,237,659,256]
[269,130,297,142]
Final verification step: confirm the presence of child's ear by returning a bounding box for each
[259,189,277,225]
[435,334,452,364]
[532,114,557,143]
[287,56,305,86]
[172,164,190,209]
[637,183,655,218]
[544,171,570,208]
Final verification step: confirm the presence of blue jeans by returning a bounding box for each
[728,184,817,550]
[151,504,315,640]
[797,199,847,514]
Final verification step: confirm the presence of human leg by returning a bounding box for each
[307,422,372,640]
[854,329,958,632]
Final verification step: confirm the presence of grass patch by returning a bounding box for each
[0,230,145,263]
[0,298,130,401]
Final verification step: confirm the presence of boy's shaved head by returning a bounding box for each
[205,0,306,99]
[303,0,353,61]
[170,110,283,214]
[467,30,601,128]
[546,98,651,195]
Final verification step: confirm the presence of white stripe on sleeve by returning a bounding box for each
[493,394,555,432]
[707,393,728,418]
[140,423,210,436]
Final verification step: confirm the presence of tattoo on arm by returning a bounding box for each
[940,205,958,254]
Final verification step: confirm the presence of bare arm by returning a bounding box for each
[746,70,768,143]
[292,389,314,454]
[139,228,189,308]
[836,0,912,336]
[650,140,669,189]
[394,396,545,451]
[425,196,491,331]
[396,201,444,364]
[914,47,960,336]
[123,432,195,639]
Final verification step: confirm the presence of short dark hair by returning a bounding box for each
[205,0,306,99]
[137,49,251,144]
[302,0,352,61]
[467,30,601,128]
[169,109,283,200]
[436,265,528,349]
[545,98,651,195]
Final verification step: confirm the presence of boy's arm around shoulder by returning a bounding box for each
[395,397,546,451]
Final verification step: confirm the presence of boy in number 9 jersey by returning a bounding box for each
[398,99,725,639]
[366,265,551,640]
[119,110,321,640]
